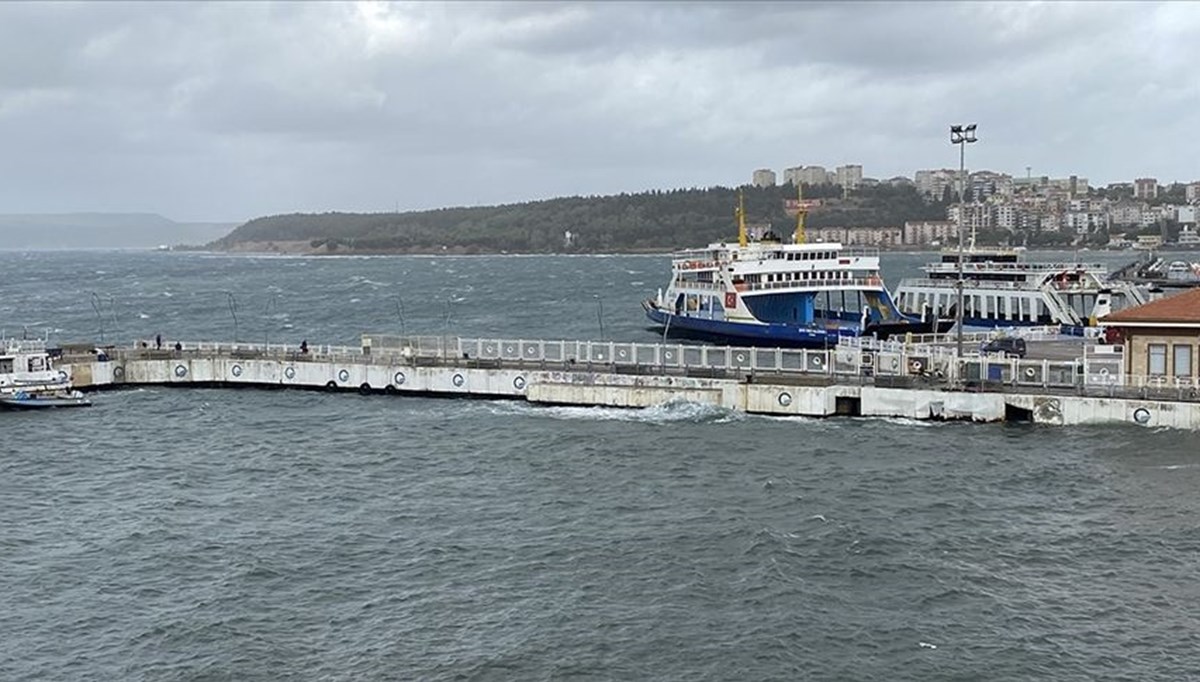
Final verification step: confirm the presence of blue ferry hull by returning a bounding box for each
[644,301,859,348]
[643,301,952,348]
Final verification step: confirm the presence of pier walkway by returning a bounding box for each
[56,332,1200,429]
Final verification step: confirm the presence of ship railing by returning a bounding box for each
[1,337,48,353]
[742,276,886,293]
[897,278,1057,292]
[925,261,1108,273]
[671,281,724,292]
[838,247,880,259]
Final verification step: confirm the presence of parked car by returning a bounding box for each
[981,337,1027,358]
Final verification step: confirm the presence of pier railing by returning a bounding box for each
[75,333,1195,404]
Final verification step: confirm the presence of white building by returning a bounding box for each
[994,204,1020,230]
[1065,212,1091,235]
[903,220,958,246]
[835,164,863,190]
[914,169,958,200]
[1187,182,1200,204]
[1133,177,1159,199]
[1139,208,1159,228]
[948,203,993,234]
[752,169,777,187]
[1047,176,1089,196]
[1109,202,1143,226]
[783,165,832,185]
[968,171,1013,200]
[809,226,902,246]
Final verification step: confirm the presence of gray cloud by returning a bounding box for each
[0,1,1196,222]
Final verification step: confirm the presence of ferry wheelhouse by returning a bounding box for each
[892,246,1149,329]
[642,193,946,347]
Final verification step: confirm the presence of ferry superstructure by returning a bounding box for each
[892,247,1149,329]
[642,192,946,347]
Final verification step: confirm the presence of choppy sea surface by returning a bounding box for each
[3,249,1200,680]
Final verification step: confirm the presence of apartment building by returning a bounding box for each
[903,220,958,246]
[948,203,993,233]
[835,164,863,190]
[782,165,832,186]
[1133,177,1159,199]
[968,171,1013,201]
[752,169,777,187]
[1180,205,1198,226]
[914,169,959,200]
[994,204,1019,230]
[808,226,902,247]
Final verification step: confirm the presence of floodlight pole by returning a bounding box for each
[950,123,977,359]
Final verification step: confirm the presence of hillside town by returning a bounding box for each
[752,165,1200,249]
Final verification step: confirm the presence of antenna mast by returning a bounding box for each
[794,183,807,245]
[737,189,747,247]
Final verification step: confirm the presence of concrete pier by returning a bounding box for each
[58,334,1200,429]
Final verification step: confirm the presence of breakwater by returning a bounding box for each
[58,334,1200,429]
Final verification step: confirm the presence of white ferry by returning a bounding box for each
[642,192,948,347]
[892,246,1149,330]
[0,339,91,409]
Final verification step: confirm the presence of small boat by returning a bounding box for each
[642,190,949,347]
[0,389,91,410]
[1,338,92,410]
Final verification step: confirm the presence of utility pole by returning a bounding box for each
[950,124,978,359]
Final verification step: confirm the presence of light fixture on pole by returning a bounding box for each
[949,123,977,359]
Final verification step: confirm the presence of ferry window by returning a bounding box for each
[1148,344,1167,376]
[1173,344,1192,377]
[0,358,12,373]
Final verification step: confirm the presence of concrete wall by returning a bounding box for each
[1005,392,1200,429]
[861,387,1006,422]
[65,357,1200,429]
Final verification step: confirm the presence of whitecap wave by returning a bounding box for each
[477,399,741,424]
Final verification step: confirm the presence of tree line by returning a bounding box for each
[210,183,951,254]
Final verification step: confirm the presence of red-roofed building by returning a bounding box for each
[1103,288,1200,380]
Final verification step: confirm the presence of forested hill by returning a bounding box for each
[209,184,948,254]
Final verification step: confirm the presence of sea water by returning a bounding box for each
[2,250,1198,680]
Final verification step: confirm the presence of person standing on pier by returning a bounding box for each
[155,334,162,350]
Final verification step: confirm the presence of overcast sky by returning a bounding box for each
[0,1,1196,222]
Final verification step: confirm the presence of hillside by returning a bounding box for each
[0,213,235,249]
[210,184,948,254]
